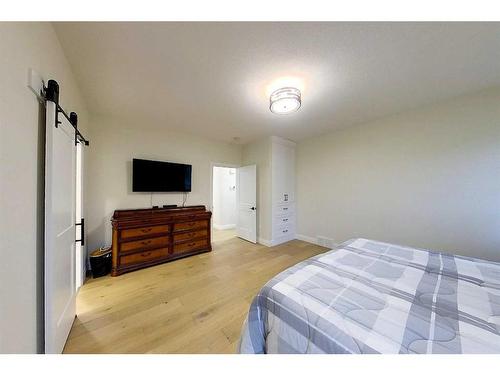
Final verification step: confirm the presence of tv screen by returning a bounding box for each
[132,158,192,192]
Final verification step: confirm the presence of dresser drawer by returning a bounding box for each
[173,238,208,254]
[120,236,169,253]
[173,229,208,243]
[120,247,169,266]
[173,220,208,232]
[121,225,170,239]
[178,213,207,221]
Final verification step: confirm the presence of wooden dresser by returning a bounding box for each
[111,205,212,276]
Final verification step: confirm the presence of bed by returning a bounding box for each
[238,238,500,354]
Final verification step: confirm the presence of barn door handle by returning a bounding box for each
[75,218,85,246]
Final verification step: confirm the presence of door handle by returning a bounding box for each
[75,218,85,246]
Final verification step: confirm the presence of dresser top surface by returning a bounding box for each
[112,205,210,222]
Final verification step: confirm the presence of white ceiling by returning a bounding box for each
[53,22,500,144]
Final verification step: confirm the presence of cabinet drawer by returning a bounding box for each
[173,238,208,254]
[120,247,168,266]
[276,226,294,236]
[120,236,169,253]
[274,221,295,237]
[275,203,295,215]
[121,225,169,239]
[274,215,294,226]
[173,229,207,243]
[173,220,208,232]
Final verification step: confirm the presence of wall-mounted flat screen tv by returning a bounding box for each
[132,158,192,192]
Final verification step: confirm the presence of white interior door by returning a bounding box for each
[45,101,77,354]
[236,165,257,243]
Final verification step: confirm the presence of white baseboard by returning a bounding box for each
[213,223,236,230]
[259,235,298,247]
[295,234,318,245]
[296,234,339,249]
[257,237,273,247]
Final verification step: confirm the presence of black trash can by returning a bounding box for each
[89,247,112,278]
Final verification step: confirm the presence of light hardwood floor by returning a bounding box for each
[63,237,327,354]
[212,228,237,243]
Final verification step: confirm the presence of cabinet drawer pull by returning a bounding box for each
[283,207,288,211]
[283,218,288,222]
[141,252,152,257]
[141,228,152,233]
[188,242,196,247]
[141,240,152,245]
[282,229,288,233]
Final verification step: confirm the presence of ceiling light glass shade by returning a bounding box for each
[270,87,301,114]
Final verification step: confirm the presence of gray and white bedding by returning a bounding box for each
[238,238,500,354]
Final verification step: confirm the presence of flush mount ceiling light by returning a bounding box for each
[269,87,301,115]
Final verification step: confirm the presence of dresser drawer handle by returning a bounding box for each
[141,228,153,233]
[282,229,288,233]
[283,218,288,222]
[283,207,288,211]
[188,242,196,247]
[141,240,152,245]
[141,252,152,257]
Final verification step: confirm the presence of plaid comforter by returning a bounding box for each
[238,238,500,353]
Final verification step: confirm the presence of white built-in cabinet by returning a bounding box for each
[271,136,296,245]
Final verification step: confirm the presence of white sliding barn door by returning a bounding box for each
[75,143,85,291]
[236,165,257,243]
[44,101,77,353]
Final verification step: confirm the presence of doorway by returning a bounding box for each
[212,166,237,242]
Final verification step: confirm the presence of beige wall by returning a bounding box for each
[297,88,500,261]
[0,23,88,353]
[85,115,242,252]
[242,138,272,243]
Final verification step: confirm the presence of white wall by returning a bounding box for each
[297,88,500,261]
[0,23,89,353]
[213,167,237,229]
[86,115,242,252]
[242,138,272,243]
